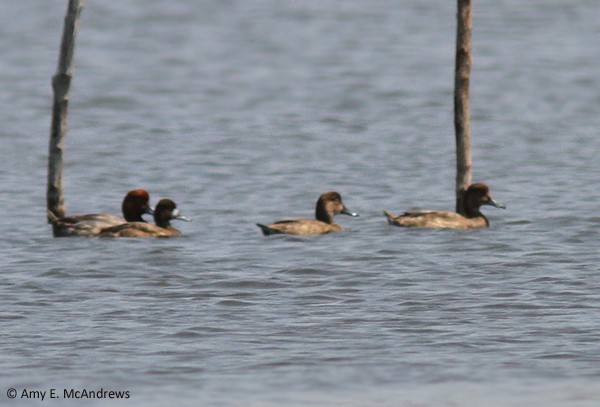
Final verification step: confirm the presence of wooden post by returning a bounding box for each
[454,0,472,215]
[47,0,84,222]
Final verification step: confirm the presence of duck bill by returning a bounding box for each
[341,207,359,217]
[145,206,155,215]
[171,208,192,222]
[487,198,506,209]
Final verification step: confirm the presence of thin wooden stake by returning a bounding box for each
[47,0,84,222]
[454,0,472,215]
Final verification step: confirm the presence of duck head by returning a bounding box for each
[463,183,505,217]
[153,199,191,228]
[315,191,359,224]
[122,189,153,222]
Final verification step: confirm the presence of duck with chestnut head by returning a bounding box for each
[48,189,153,237]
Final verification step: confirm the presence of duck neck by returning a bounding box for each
[315,204,334,224]
[123,204,146,222]
[127,213,145,222]
[463,193,482,219]
[153,215,172,228]
[464,205,488,225]
[463,204,479,218]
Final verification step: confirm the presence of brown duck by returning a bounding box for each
[257,191,359,236]
[99,199,190,238]
[384,183,505,229]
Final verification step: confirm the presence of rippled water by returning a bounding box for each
[2,0,600,405]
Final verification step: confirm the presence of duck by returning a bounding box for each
[257,191,359,236]
[99,198,190,238]
[48,189,153,237]
[384,183,505,229]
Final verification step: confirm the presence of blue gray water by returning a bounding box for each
[2,1,600,405]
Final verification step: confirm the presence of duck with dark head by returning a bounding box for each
[48,189,153,237]
[99,199,190,238]
[257,191,359,236]
[384,183,505,229]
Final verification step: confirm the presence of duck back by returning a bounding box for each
[99,222,181,238]
[384,210,487,229]
[49,212,126,237]
[257,219,342,236]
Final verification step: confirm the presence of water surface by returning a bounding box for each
[2,1,600,405]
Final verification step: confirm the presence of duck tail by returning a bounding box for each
[256,223,275,236]
[383,210,396,224]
